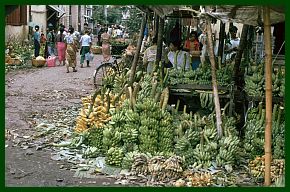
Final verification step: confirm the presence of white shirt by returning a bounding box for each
[116,29,123,36]
[79,34,91,46]
[168,50,191,70]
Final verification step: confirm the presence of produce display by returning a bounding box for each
[244,63,285,98]
[70,56,285,186]
[169,62,232,86]
[242,102,285,159]
[249,156,284,182]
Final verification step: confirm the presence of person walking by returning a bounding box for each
[55,26,66,66]
[33,25,41,57]
[100,28,111,62]
[64,27,78,73]
[79,29,92,68]
[46,23,55,57]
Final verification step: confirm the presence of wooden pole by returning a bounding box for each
[156,17,164,77]
[263,6,273,186]
[129,13,147,86]
[154,14,159,37]
[233,24,250,86]
[205,12,223,138]
[218,21,225,61]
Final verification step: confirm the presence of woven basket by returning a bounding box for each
[92,47,102,54]
[32,59,46,67]
[7,58,22,65]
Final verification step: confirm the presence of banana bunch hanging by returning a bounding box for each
[105,147,124,167]
[199,92,214,110]
[248,156,285,183]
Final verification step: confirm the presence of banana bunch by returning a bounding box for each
[87,126,105,154]
[147,155,184,182]
[105,147,124,167]
[122,151,140,169]
[162,155,184,180]
[243,103,285,159]
[191,144,212,169]
[249,156,285,183]
[199,92,214,110]
[74,93,125,133]
[216,135,240,167]
[102,125,122,151]
[147,155,166,181]
[244,72,264,97]
[131,153,149,175]
[243,103,266,158]
[112,71,128,94]
[181,171,213,187]
[272,105,285,159]
[216,65,231,86]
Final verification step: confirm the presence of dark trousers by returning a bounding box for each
[34,39,40,57]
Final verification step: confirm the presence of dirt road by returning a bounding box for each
[5,54,119,186]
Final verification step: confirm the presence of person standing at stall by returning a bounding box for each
[101,28,111,62]
[225,26,240,62]
[33,25,41,57]
[79,29,92,68]
[167,41,191,71]
[183,31,201,70]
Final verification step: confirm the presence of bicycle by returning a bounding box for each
[93,55,124,90]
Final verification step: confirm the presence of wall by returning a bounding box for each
[5,25,29,42]
[30,5,47,34]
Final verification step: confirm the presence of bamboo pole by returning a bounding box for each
[205,13,223,138]
[129,13,147,86]
[156,17,164,78]
[263,6,273,186]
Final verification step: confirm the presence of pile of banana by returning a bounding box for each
[248,156,285,182]
[74,93,125,133]
[243,103,265,158]
[272,104,285,159]
[245,62,285,98]
[169,62,232,86]
[176,171,213,187]
[131,153,149,175]
[147,155,184,182]
[243,103,285,159]
[105,147,124,167]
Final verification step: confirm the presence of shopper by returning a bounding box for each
[64,27,78,73]
[33,25,41,57]
[79,29,92,68]
[55,26,66,66]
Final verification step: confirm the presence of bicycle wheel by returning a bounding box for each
[93,62,117,90]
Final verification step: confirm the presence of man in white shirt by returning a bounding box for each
[167,41,191,71]
[79,30,92,68]
[116,27,123,38]
[225,26,240,61]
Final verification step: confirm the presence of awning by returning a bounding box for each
[204,6,285,26]
[48,5,65,18]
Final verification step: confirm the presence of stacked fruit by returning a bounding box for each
[176,171,213,187]
[105,147,124,167]
[74,92,127,133]
[248,156,285,182]
[243,103,285,159]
